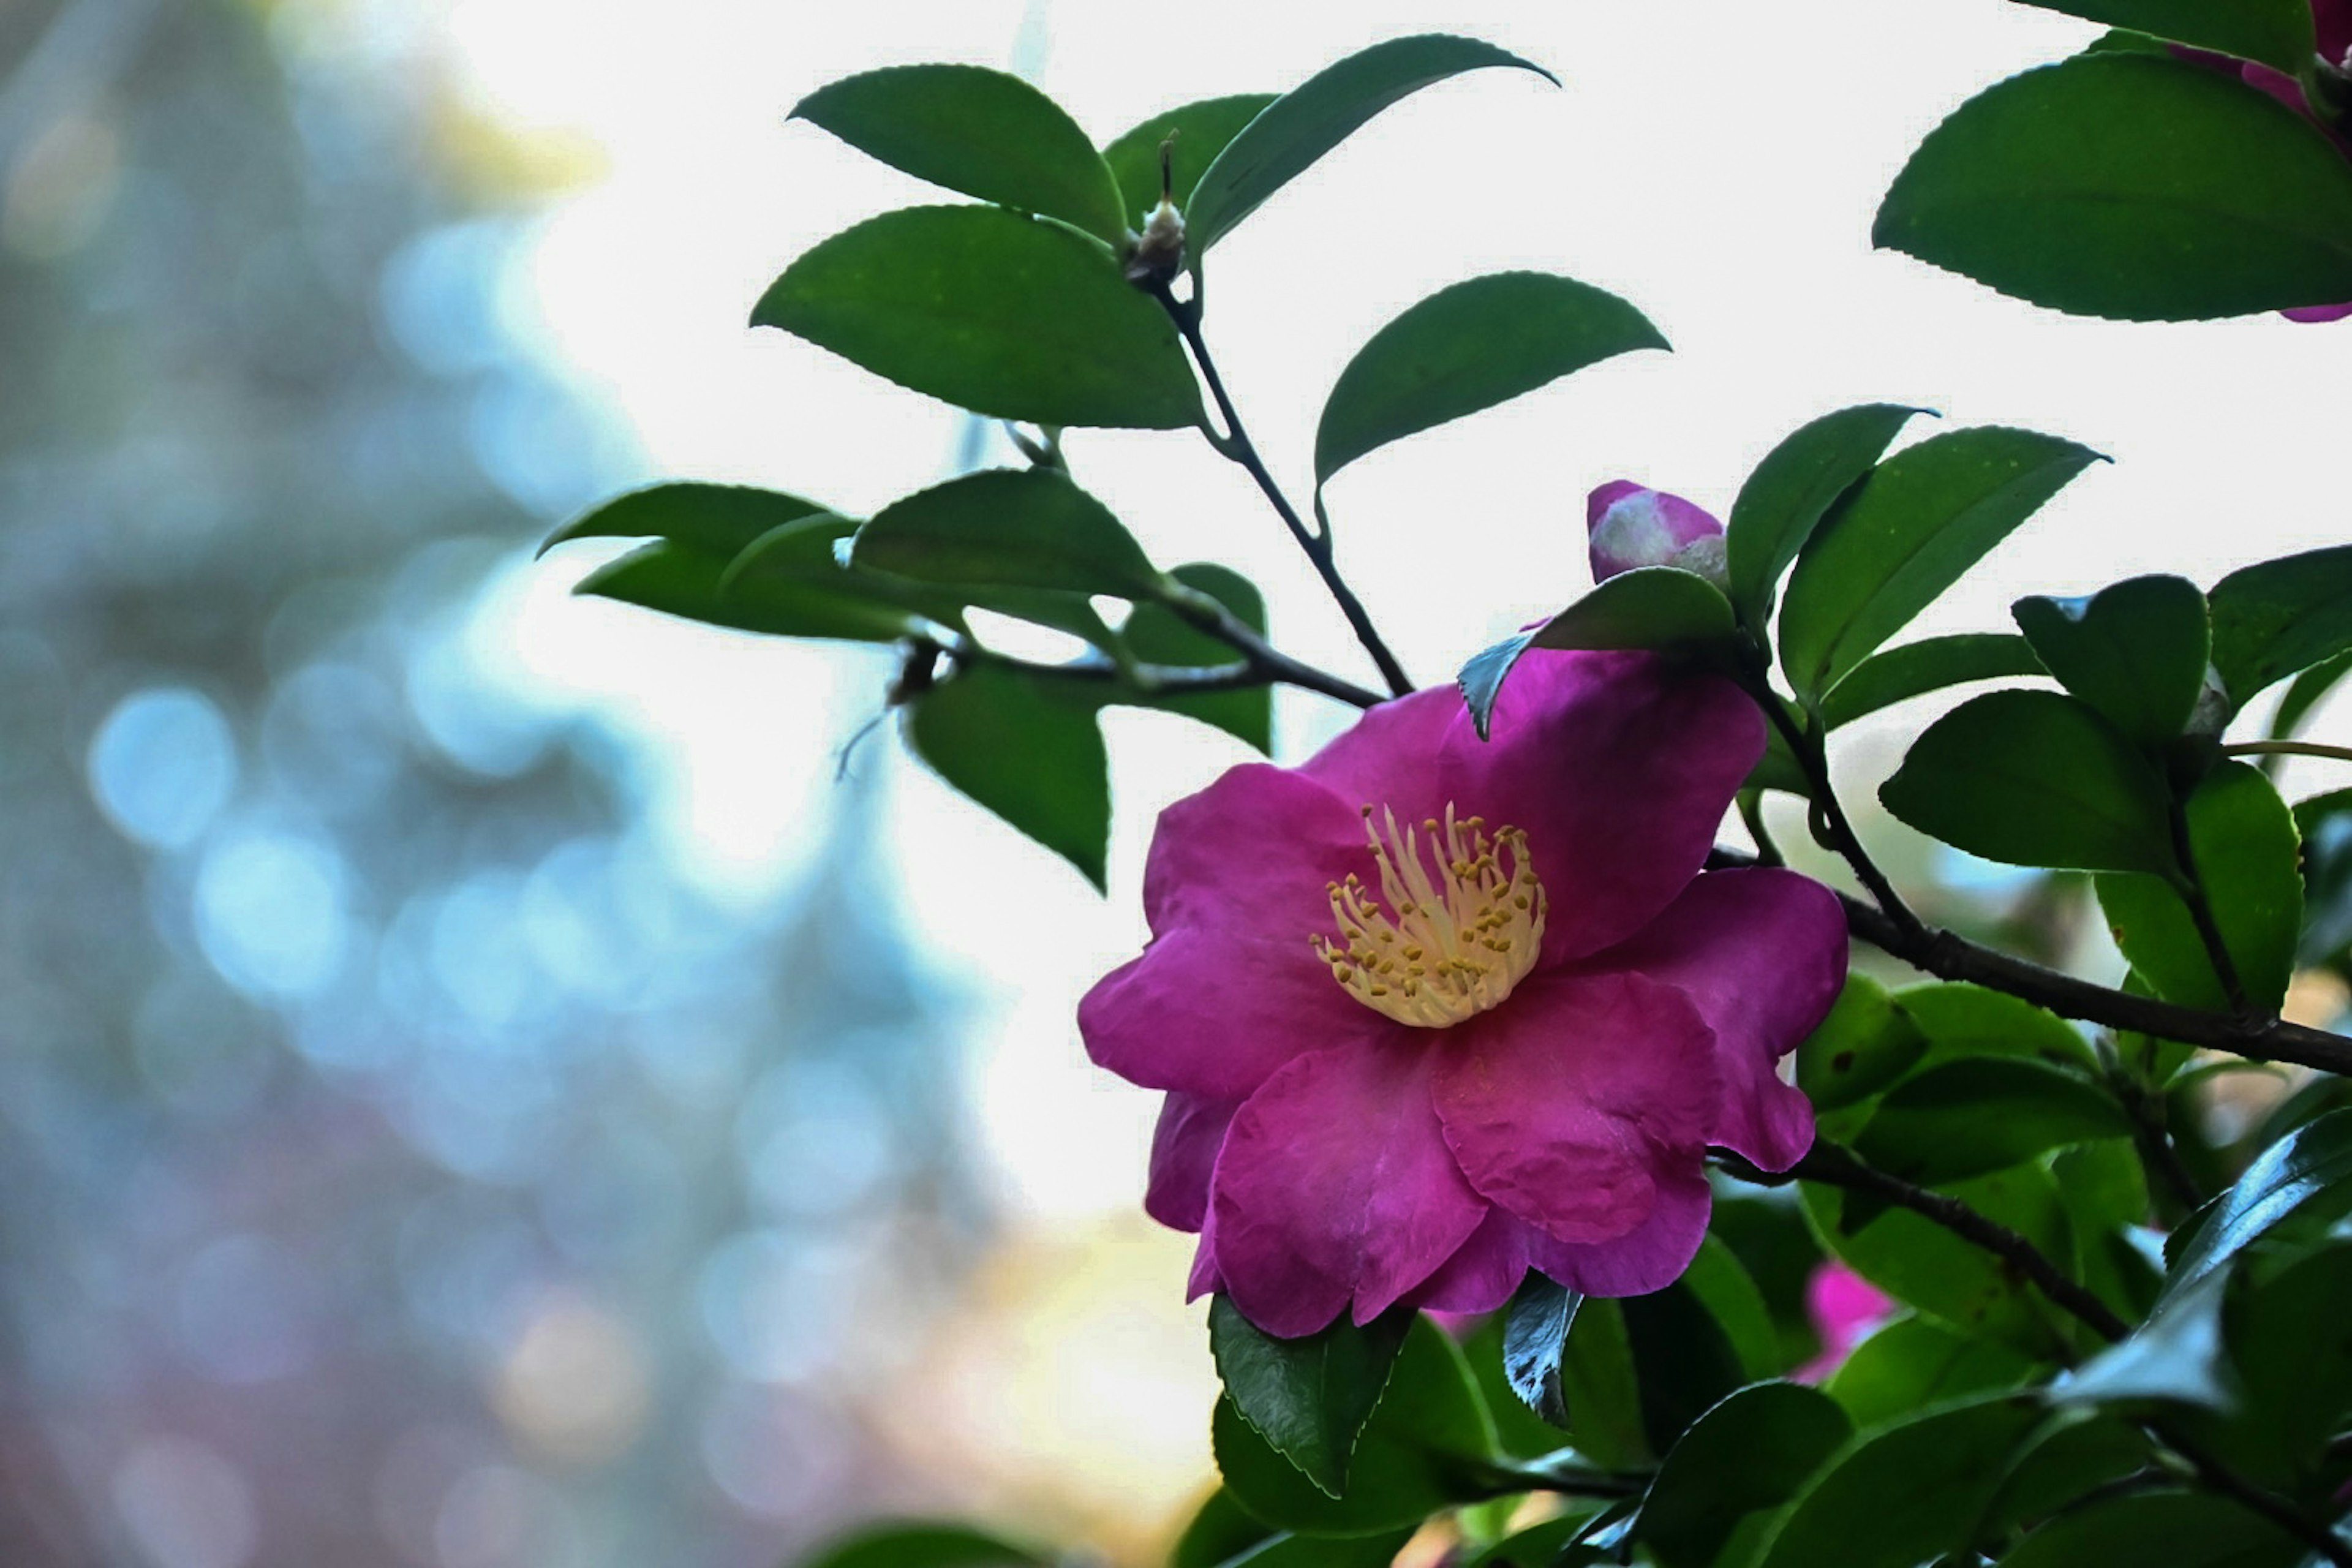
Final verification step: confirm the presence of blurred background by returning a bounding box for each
[4,1,2348,1566]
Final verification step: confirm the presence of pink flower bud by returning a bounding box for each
[1585,481,1728,586]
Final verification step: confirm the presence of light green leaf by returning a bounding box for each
[1117,563,1272,752]
[1824,1316,2042,1430]
[852,469,1166,599]
[1896,982,2099,1072]
[906,663,1109,888]
[1795,974,1930,1115]
[1102,94,1277,228]
[1819,633,2046,729]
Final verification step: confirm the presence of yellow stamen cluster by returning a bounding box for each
[1310,802,1548,1028]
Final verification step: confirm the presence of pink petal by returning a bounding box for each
[1188,1210,1225,1299]
[2283,302,2352,323]
[1409,1207,1531,1316]
[1208,1040,1488,1338]
[1442,651,1763,964]
[1431,970,1721,1246]
[1523,1158,1713,1297]
[1080,926,1392,1099]
[1146,1094,1240,1232]
[1295,684,1458,813]
[1585,482,1724,582]
[1582,868,1844,1171]
[1140,761,1364,936]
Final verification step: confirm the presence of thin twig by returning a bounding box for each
[1150,285,1414,698]
[1753,684,1931,944]
[2223,739,2352,765]
[2168,798,2253,1018]
[945,633,1383,710]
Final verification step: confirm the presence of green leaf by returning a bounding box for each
[1638,1382,1852,1568]
[792,66,1126,243]
[1213,1316,1495,1536]
[578,539,925,643]
[1725,403,1927,625]
[1777,426,2101,699]
[1896,982,2099,1072]
[1749,1397,2043,1568]
[1172,1490,1276,1568]
[1875,53,2352,320]
[1819,633,2046,729]
[1186,34,1555,256]
[1102,94,1277,228]
[2271,648,2352,744]
[906,663,1109,888]
[2209,544,2352,710]
[1976,1412,2153,1539]
[2158,1107,2352,1311]
[2095,761,2304,1013]
[1879,690,2179,875]
[1313,272,1665,486]
[2299,788,2352,973]
[1853,1057,2131,1186]
[851,469,1165,600]
[723,510,971,629]
[1208,1297,1412,1499]
[2221,1240,2352,1483]
[2010,0,2315,77]
[1621,1275,1750,1456]
[2013,575,2210,746]
[799,1522,1049,1568]
[2054,1265,2236,1410]
[543,481,830,557]
[1457,568,1736,739]
[1796,974,1931,1114]
[1215,1529,1419,1568]
[1556,1297,1651,1468]
[1994,1490,2306,1568]
[1825,1316,2042,1429]
[1118,563,1272,752]
[1681,1234,1784,1382]
[753,205,1202,429]
[1499,1273,1580,1429]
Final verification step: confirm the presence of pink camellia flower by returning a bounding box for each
[1586,481,1729,585]
[1079,650,1847,1337]
[1793,1259,1894,1383]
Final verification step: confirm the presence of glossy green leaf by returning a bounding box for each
[2010,0,2314,72]
[2095,761,2303,1013]
[1880,690,2179,875]
[852,469,1165,600]
[578,539,924,643]
[1824,1316,2041,1429]
[542,481,830,557]
[1853,1057,2131,1186]
[1876,54,2352,320]
[2013,575,2209,745]
[1213,1316,1494,1536]
[2299,788,2352,973]
[2221,1241,2352,1483]
[1778,426,2101,699]
[2209,544,2352,709]
[1638,1382,1852,1568]
[2056,1266,2236,1410]
[2158,1107,2352,1311]
[801,1522,1049,1568]
[793,66,1126,241]
[1102,94,1278,229]
[1117,563,1272,752]
[1313,273,1664,485]
[906,663,1109,888]
[1994,1489,2305,1568]
[1750,1397,2042,1568]
[1818,633,2045,729]
[1724,403,1926,624]
[1499,1273,1579,1428]
[1458,568,1736,739]
[753,205,1202,429]
[1172,1490,1276,1568]
[1796,974,1930,1113]
[1186,34,1555,256]
[1976,1412,2152,1539]
[1896,982,2098,1072]
[1208,1297,1411,1498]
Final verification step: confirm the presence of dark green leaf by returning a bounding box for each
[1819,632,2045,729]
[852,469,1166,600]
[1208,1296,1412,1498]
[1825,1315,2042,1429]
[1118,563,1272,752]
[1778,426,2102,699]
[1879,690,2179,875]
[1499,1273,1580,1428]
[1854,1057,2130,1186]
[1621,1272,1750,1455]
[1896,982,2099,1072]
[753,205,1202,429]
[2054,1265,2235,1410]
[906,664,1109,888]
[1313,273,1665,486]
[578,539,924,643]
[1458,568,1736,739]
[1875,54,2352,320]
[2013,575,2210,745]
[1213,1316,1494,1536]
[1744,725,1810,797]
[2209,544,2352,710]
[1708,1186,1831,1374]
[1172,1490,1276,1568]
[1556,1297,1650,1468]
[1994,1489,2305,1568]
[2270,649,2352,742]
[1102,94,1277,227]
[1725,403,1927,625]
[1638,1382,1852,1568]
[1795,974,1931,1113]
[2159,1108,2352,1310]
[2095,761,2304,1012]
[1976,1412,2152,1539]
[542,481,829,557]
[1682,1234,1783,1381]
[1216,1529,1418,1568]
[724,511,970,630]
[2220,1240,2352,1483]
[1187,34,1555,256]
[2299,788,2352,972]
[799,1521,1049,1568]
[2056,1140,2162,1321]
[1749,1397,2042,1568]
[1457,1512,1604,1568]
[792,66,1126,242]
[2012,0,2314,71]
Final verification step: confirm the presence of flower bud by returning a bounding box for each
[1123,196,1186,287]
[1585,481,1728,586]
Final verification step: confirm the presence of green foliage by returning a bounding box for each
[753,205,1202,429]
[1724,402,1927,627]
[1312,273,1665,487]
[1994,1490,2306,1568]
[1794,974,1929,1112]
[1824,1316,2041,1428]
[2011,575,2209,746]
[1207,1297,1411,1498]
[852,469,1169,600]
[799,1522,1049,1568]
[2159,1109,2352,1310]
[1816,632,2045,729]
[1172,1491,1276,1568]
[1747,1397,2043,1568]
[1102,95,1278,224]
[1498,1273,1579,1428]
[2008,0,2316,72]
[1852,1057,2131,1187]
[1637,1382,1852,1568]
[1120,564,1274,753]
[1457,568,1737,738]
[1876,54,2352,320]
[2209,544,2352,710]
[906,664,1110,888]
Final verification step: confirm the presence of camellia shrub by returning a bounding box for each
[545,15,2352,1568]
